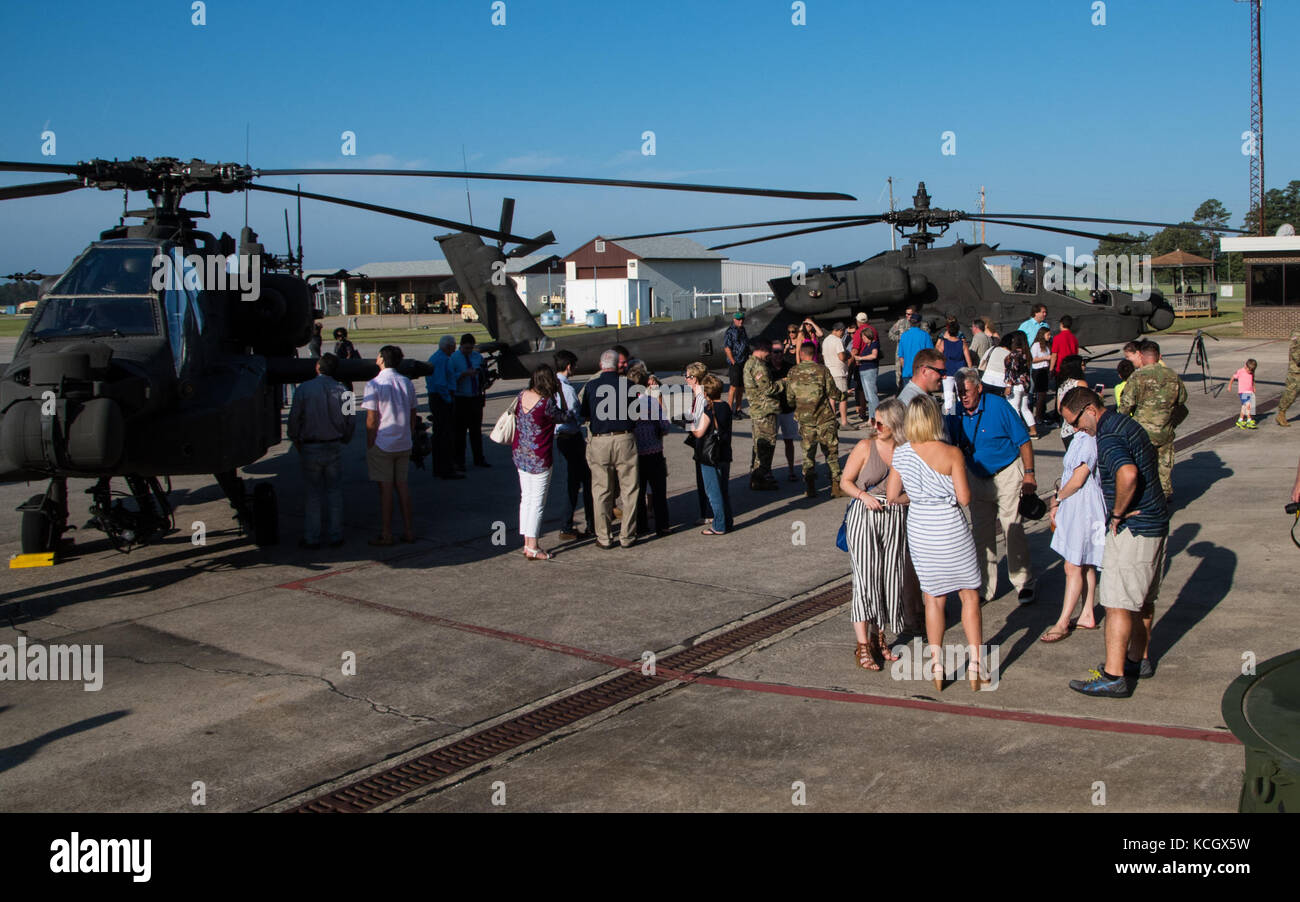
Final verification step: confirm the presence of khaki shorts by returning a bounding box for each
[831,373,849,394]
[1099,529,1166,613]
[367,445,411,483]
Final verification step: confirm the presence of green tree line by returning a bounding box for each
[1093,180,1300,284]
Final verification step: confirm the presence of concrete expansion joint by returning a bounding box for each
[105,655,461,727]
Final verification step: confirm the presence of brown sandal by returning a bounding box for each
[855,642,881,671]
[875,630,900,662]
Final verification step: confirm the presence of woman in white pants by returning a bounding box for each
[512,364,573,560]
[1005,331,1038,438]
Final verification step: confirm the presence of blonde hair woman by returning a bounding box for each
[839,399,921,670]
[886,395,989,690]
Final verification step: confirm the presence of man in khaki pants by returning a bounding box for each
[579,350,641,549]
[946,369,1038,603]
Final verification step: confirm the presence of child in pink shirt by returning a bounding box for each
[1229,359,1257,428]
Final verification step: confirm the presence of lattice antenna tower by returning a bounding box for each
[1236,0,1264,235]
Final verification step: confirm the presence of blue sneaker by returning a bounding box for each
[1069,668,1133,698]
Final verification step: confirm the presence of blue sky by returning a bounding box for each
[1,0,1295,275]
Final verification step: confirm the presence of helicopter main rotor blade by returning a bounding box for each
[965,217,1144,244]
[254,168,857,202]
[978,212,1250,234]
[612,214,880,241]
[0,160,82,175]
[708,218,882,251]
[0,179,86,201]
[248,183,542,245]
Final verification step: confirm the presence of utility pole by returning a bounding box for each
[1236,0,1264,234]
[979,185,986,245]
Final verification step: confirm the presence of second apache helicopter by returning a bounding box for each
[0,156,848,555]
[445,181,1247,384]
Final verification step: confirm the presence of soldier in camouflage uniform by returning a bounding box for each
[1118,340,1187,498]
[1275,329,1300,427]
[743,345,782,490]
[784,344,845,498]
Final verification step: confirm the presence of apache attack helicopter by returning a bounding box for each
[435,182,1246,385]
[0,156,851,555]
[599,181,1250,361]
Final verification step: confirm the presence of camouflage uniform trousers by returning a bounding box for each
[750,412,778,476]
[1153,439,1174,498]
[1279,373,1300,416]
[799,420,841,480]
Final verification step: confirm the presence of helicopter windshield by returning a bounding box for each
[29,295,159,339]
[48,245,157,296]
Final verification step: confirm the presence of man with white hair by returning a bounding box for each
[579,349,641,549]
[946,367,1037,603]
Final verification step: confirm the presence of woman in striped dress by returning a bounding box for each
[886,395,989,690]
[839,400,921,670]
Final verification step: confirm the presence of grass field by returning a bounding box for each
[0,318,30,337]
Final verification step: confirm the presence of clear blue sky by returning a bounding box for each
[1,0,1295,276]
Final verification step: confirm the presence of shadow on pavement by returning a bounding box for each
[0,710,130,776]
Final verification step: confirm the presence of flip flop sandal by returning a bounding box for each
[1040,627,1072,643]
[1069,619,1099,630]
[700,528,725,536]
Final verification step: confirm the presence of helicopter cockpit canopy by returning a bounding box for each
[30,244,161,342]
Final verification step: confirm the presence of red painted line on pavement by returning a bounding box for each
[282,582,1239,747]
[683,674,1240,745]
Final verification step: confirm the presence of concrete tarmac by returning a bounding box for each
[1,332,1296,812]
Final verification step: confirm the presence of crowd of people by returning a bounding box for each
[284,311,1300,700]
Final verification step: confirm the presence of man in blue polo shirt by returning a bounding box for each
[424,335,461,480]
[895,313,933,388]
[946,368,1037,603]
[1059,387,1168,698]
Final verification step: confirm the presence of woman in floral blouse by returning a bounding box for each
[512,363,574,560]
[1005,331,1038,438]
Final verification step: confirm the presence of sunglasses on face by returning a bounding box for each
[922,365,945,376]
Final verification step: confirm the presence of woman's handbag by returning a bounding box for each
[835,499,855,551]
[692,404,722,467]
[489,395,520,445]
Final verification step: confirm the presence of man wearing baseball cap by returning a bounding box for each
[850,312,881,423]
[724,310,751,416]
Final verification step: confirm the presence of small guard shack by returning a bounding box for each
[1220,233,1300,338]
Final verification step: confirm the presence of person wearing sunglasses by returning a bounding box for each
[1059,387,1168,698]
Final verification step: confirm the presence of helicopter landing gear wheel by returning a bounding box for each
[20,494,56,554]
[252,482,279,547]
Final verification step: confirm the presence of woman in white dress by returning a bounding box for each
[886,395,990,691]
[1042,429,1106,641]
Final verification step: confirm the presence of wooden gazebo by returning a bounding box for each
[1150,249,1218,317]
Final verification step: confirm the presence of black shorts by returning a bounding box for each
[728,363,744,387]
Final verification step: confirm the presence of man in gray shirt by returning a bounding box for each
[969,318,994,366]
[288,353,356,549]
[897,347,950,442]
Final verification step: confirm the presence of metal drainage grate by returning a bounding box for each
[289,584,850,812]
